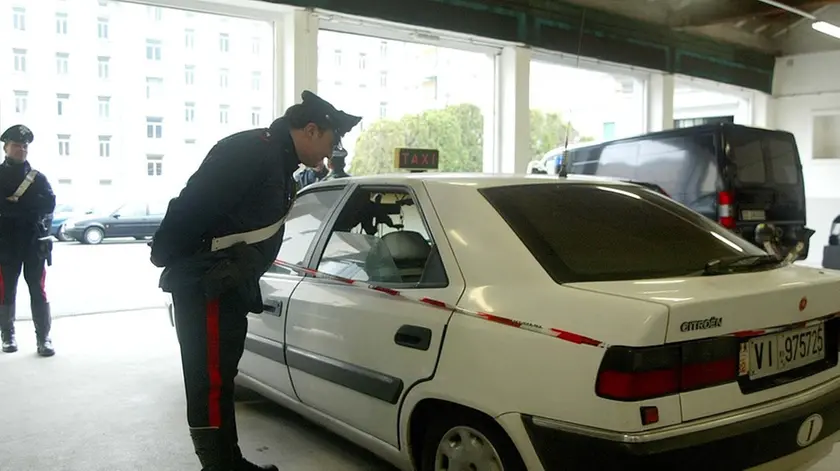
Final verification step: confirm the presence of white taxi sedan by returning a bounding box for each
[208,174,840,471]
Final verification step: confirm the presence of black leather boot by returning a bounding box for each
[0,305,17,353]
[32,302,54,357]
[190,428,234,471]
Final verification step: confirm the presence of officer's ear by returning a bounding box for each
[302,123,323,139]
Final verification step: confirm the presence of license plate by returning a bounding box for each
[741,323,826,380]
[741,209,766,221]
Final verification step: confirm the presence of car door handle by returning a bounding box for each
[261,300,283,317]
[394,325,432,351]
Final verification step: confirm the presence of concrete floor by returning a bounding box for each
[0,309,394,471]
[0,309,839,471]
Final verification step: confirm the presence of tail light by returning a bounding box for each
[596,338,739,401]
[718,191,736,229]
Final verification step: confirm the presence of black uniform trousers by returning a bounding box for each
[0,251,50,338]
[172,287,248,459]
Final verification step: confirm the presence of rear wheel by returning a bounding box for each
[83,227,105,245]
[420,409,526,471]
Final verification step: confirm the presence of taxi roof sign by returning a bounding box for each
[394,148,439,171]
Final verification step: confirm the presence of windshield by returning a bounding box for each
[480,183,764,283]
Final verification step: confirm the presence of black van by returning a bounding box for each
[559,123,811,258]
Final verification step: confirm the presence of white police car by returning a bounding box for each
[179,174,840,471]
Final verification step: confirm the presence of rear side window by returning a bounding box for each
[728,130,801,186]
[480,183,763,283]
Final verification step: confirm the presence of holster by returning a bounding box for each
[36,236,53,266]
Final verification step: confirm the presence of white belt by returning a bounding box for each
[7,170,39,203]
[210,216,287,252]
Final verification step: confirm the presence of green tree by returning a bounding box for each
[352,103,484,175]
[530,109,587,161]
[351,104,590,175]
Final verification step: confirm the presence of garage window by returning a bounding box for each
[268,189,345,275]
[481,183,763,283]
[314,187,448,288]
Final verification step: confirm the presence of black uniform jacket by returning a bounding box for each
[151,120,299,310]
[0,159,55,261]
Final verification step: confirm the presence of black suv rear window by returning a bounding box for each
[481,183,764,283]
[729,131,801,185]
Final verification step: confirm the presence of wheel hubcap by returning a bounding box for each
[434,426,504,471]
[87,230,102,243]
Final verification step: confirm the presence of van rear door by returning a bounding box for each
[725,127,809,255]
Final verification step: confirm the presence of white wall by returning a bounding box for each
[774,50,840,265]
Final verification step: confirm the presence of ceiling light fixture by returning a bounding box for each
[757,0,840,40]
[813,20,840,39]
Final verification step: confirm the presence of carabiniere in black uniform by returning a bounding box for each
[150,91,360,471]
[0,124,56,357]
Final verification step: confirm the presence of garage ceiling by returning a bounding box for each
[541,0,840,54]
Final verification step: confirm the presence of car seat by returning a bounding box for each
[365,231,431,283]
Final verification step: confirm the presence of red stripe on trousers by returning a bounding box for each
[40,268,47,301]
[206,298,222,428]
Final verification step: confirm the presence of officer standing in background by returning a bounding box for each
[0,125,57,357]
[323,146,351,180]
[293,157,328,189]
[150,91,360,471]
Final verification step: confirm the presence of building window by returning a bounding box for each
[13,49,26,73]
[13,7,25,31]
[185,102,195,123]
[380,41,388,58]
[57,93,70,116]
[97,17,109,39]
[146,39,161,61]
[14,91,27,115]
[251,107,261,126]
[147,155,163,176]
[98,96,111,119]
[185,139,196,145]
[251,37,260,54]
[219,105,229,124]
[359,53,367,70]
[98,136,111,157]
[219,69,229,89]
[146,77,163,99]
[380,72,388,88]
[251,72,261,91]
[58,135,71,156]
[184,29,194,49]
[146,117,163,139]
[55,12,68,35]
[97,56,110,79]
[99,179,112,186]
[379,102,387,119]
[58,179,72,185]
[147,6,162,21]
[184,65,195,85]
[219,33,229,52]
[56,53,69,75]
[334,50,342,67]
[98,0,108,6]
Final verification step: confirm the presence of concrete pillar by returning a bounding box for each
[646,73,675,132]
[492,46,531,174]
[275,10,319,117]
[750,92,774,129]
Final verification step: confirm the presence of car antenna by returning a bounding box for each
[557,9,587,179]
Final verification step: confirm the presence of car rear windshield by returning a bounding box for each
[480,183,764,283]
[728,131,801,186]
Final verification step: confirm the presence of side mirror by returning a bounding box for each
[112,213,121,219]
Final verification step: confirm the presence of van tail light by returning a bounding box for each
[718,191,736,229]
[596,338,739,401]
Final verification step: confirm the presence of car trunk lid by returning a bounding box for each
[569,265,840,420]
